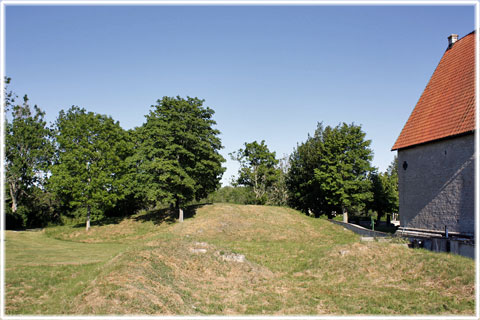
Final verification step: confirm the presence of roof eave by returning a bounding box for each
[391,130,475,151]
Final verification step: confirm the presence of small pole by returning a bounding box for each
[371,216,375,231]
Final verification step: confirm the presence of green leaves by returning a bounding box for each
[135,96,225,209]
[315,123,373,212]
[4,76,389,229]
[5,87,54,228]
[368,156,399,220]
[49,107,133,222]
[230,140,281,205]
[287,122,374,217]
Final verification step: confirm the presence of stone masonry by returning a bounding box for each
[397,133,474,237]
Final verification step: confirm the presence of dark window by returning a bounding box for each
[403,161,408,170]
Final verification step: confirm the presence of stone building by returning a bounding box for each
[392,32,475,239]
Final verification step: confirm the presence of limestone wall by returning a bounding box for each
[397,133,475,237]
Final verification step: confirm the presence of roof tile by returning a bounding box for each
[392,31,476,150]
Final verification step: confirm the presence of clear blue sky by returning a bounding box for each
[5,4,475,185]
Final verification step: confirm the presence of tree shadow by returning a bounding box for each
[71,215,127,229]
[133,207,176,225]
[134,202,211,225]
[68,202,212,228]
[184,203,211,219]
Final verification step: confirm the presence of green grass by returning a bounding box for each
[6,229,125,265]
[5,203,475,315]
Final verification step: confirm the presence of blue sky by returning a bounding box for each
[5,4,475,185]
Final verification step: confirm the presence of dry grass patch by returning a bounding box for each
[312,241,474,314]
[5,203,475,315]
[74,238,277,315]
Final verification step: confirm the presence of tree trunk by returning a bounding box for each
[254,168,258,198]
[342,207,348,223]
[176,198,183,222]
[86,204,91,231]
[376,211,384,226]
[8,182,17,213]
[86,175,91,231]
[179,207,184,222]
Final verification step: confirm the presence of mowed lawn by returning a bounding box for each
[5,204,475,315]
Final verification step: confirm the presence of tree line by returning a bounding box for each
[5,78,398,229]
[212,123,398,223]
[5,79,225,230]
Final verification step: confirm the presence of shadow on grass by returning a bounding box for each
[134,203,212,225]
[68,203,212,228]
[71,215,127,229]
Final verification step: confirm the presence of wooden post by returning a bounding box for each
[343,208,348,223]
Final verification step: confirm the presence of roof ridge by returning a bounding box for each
[392,30,475,151]
[445,30,475,51]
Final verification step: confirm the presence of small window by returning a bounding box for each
[402,161,408,170]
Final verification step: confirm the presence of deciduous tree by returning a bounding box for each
[287,123,329,217]
[287,122,374,219]
[267,156,289,206]
[369,156,399,223]
[5,84,53,227]
[135,96,225,221]
[230,140,279,205]
[49,107,132,230]
[313,123,373,221]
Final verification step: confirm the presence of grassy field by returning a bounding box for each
[5,203,475,315]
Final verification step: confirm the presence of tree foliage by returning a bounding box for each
[266,156,289,206]
[3,80,226,229]
[5,76,387,231]
[49,107,132,230]
[287,122,374,218]
[287,124,328,217]
[135,96,225,219]
[313,123,374,215]
[5,79,54,228]
[207,186,256,205]
[230,140,280,205]
[368,156,399,222]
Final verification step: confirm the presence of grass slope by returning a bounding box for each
[5,204,475,315]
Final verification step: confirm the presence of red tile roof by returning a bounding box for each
[392,31,476,150]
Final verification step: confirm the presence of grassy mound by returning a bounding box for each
[5,204,475,315]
